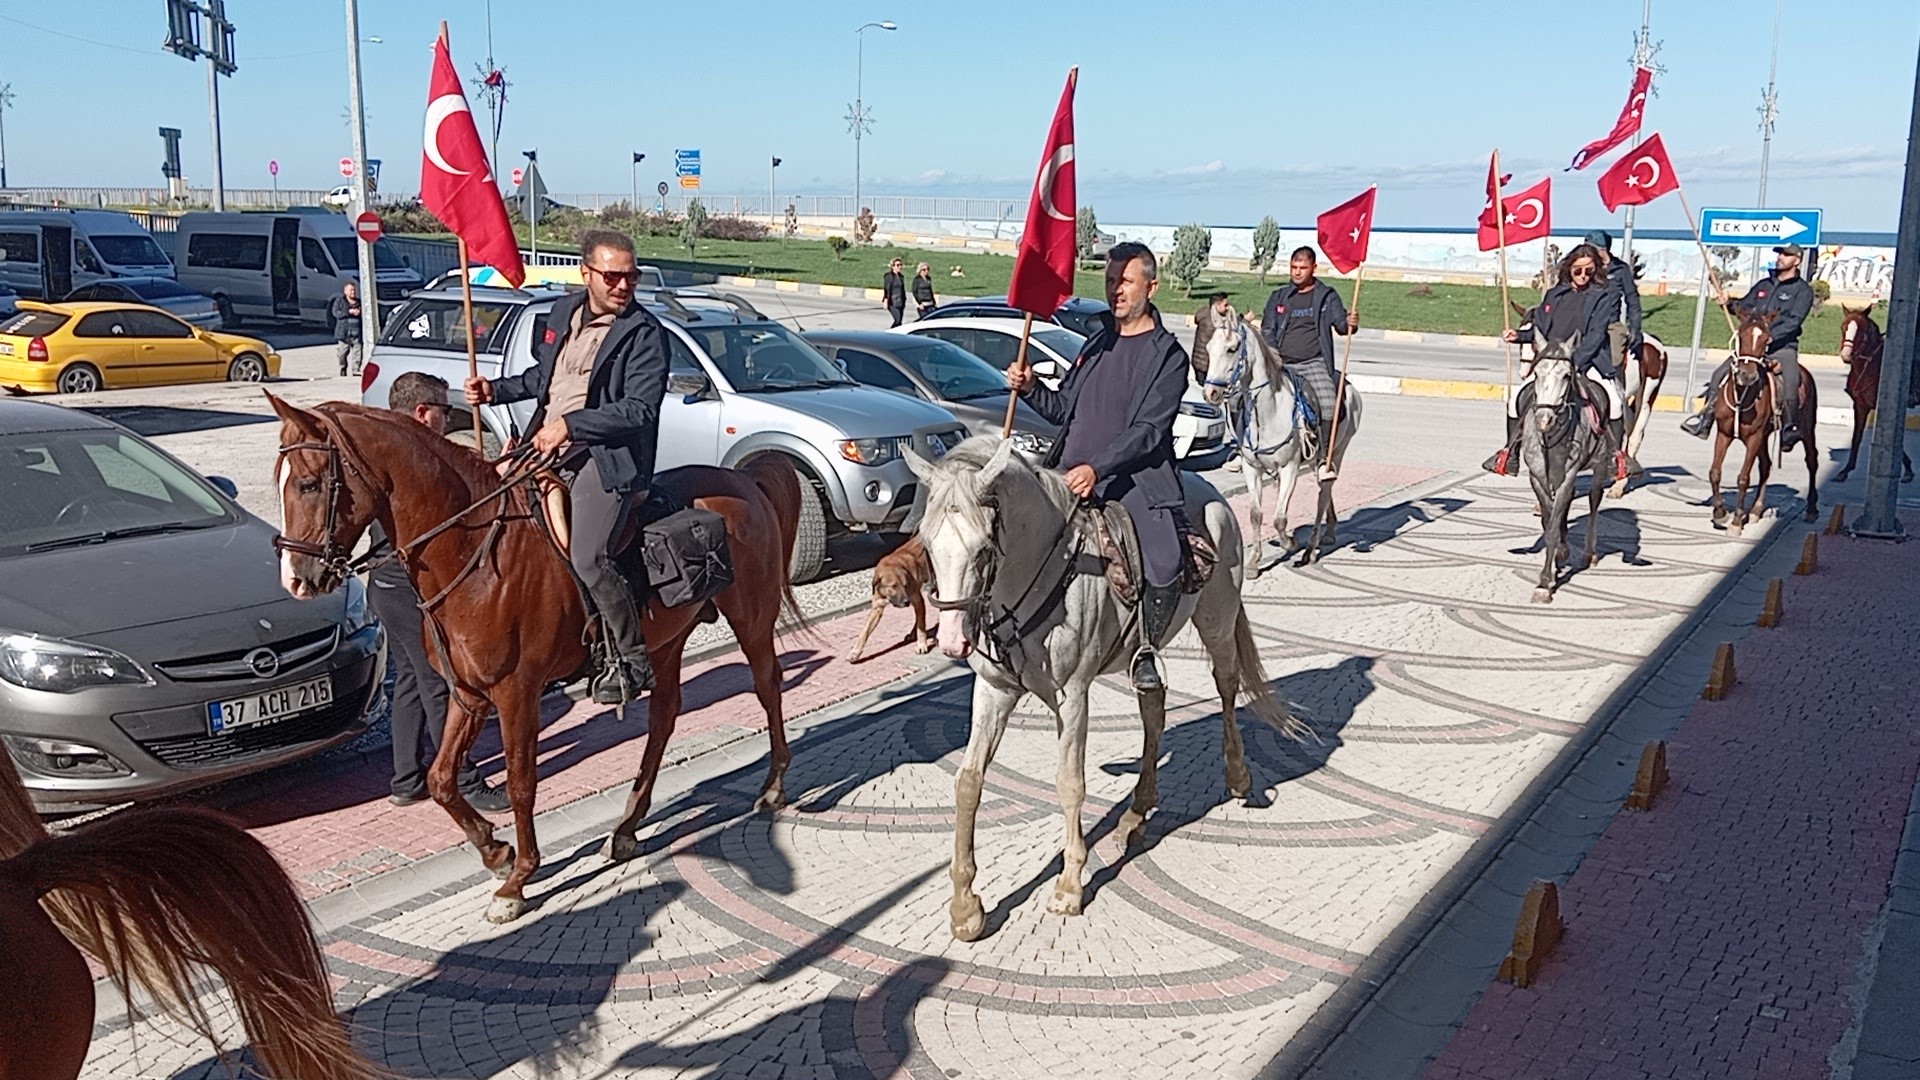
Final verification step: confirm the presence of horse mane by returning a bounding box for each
[308,401,497,500]
[937,436,1079,519]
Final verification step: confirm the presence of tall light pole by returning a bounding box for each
[770,155,782,228]
[1620,0,1662,269]
[163,0,236,211]
[631,151,645,212]
[1853,44,1920,539]
[1752,0,1783,283]
[0,84,13,190]
[523,149,539,269]
[343,0,379,347]
[471,0,508,183]
[847,21,896,222]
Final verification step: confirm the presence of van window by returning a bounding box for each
[73,312,133,338]
[89,234,171,267]
[300,237,335,275]
[382,298,515,353]
[0,231,39,265]
[323,237,409,272]
[73,240,103,275]
[186,232,268,271]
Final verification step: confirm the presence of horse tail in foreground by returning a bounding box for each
[0,800,384,1080]
[1232,608,1311,742]
[742,451,811,634]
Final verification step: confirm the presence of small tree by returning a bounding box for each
[1250,216,1281,283]
[1076,206,1100,265]
[681,199,708,261]
[1709,245,1742,291]
[827,235,850,260]
[853,207,877,244]
[783,203,799,240]
[1168,223,1212,298]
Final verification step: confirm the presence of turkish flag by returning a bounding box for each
[421,32,524,287]
[1477,154,1513,233]
[1477,176,1552,251]
[1316,187,1375,274]
[1569,66,1653,171]
[1596,132,1681,212]
[1006,69,1077,319]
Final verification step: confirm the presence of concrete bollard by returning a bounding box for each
[1758,578,1784,628]
[1498,880,1565,988]
[1625,741,1669,811]
[1795,533,1818,576]
[1826,504,1846,536]
[1702,642,1737,700]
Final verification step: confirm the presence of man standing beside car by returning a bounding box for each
[464,229,669,705]
[883,257,908,327]
[330,279,363,377]
[371,372,508,811]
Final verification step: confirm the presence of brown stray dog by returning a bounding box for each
[850,536,934,662]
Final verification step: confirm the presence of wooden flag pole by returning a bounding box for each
[1001,312,1035,439]
[1325,264,1364,467]
[1494,150,1516,406]
[457,236,485,453]
[1675,184,1740,337]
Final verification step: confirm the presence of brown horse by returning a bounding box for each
[267,396,803,923]
[0,756,381,1080]
[1835,303,1914,484]
[1611,335,1669,497]
[1709,312,1819,533]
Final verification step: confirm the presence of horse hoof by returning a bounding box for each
[1804,507,1819,523]
[1045,887,1084,917]
[602,833,638,863]
[753,788,786,813]
[1225,764,1252,800]
[950,894,986,942]
[1587,554,1600,569]
[1711,508,1728,526]
[1836,470,1852,483]
[485,845,515,880]
[1120,811,1148,849]
[1607,481,1627,500]
[1728,522,1745,537]
[484,895,527,924]
[1531,588,1554,604]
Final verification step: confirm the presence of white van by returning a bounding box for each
[172,211,425,328]
[0,210,177,299]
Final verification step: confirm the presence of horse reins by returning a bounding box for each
[926,497,1085,669]
[1206,324,1297,456]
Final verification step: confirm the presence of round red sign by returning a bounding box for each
[339,157,355,178]
[354,211,383,243]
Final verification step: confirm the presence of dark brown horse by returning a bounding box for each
[0,756,381,1080]
[1709,312,1819,533]
[268,396,803,923]
[1835,303,1914,483]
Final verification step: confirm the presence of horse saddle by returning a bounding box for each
[532,466,653,561]
[532,467,733,611]
[1573,376,1608,436]
[1085,501,1218,608]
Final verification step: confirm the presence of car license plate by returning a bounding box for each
[207,675,333,735]
[0,341,13,356]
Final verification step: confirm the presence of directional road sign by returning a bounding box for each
[674,149,701,178]
[1698,207,1822,248]
[679,175,701,190]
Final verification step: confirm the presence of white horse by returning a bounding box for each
[1201,305,1362,574]
[905,438,1302,941]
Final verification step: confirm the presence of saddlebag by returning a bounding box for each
[641,507,735,608]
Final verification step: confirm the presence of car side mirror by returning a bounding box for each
[207,475,240,499]
[667,371,711,400]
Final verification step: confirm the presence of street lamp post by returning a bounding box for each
[0,84,13,190]
[163,0,237,211]
[523,149,538,269]
[344,0,379,347]
[631,151,645,213]
[848,21,896,226]
[1854,43,1920,539]
[1752,0,1783,284]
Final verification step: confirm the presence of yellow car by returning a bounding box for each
[0,301,281,395]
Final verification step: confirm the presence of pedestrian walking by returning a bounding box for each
[883,257,908,327]
[912,262,936,320]
[1260,247,1359,479]
[330,279,364,377]
[372,371,508,811]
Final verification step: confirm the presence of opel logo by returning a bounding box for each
[245,648,281,679]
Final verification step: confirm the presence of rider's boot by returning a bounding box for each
[588,567,655,705]
[1608,416,1632,482]
[1680,377,1719,439]
[1129,582,1182,692]
[1482,415,1521,476]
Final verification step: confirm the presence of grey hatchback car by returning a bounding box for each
[0,399,386,809]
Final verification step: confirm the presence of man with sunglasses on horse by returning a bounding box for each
[1681,242,1816,449]
[1484,243,1632,477]
[1007,241,1192,692]
[465,230,670,705]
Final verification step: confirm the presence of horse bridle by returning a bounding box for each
[271,437,371,581]
[924,495,1085,668]
[1204,323,1296,456]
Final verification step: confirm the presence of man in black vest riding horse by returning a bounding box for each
[1261,247,1359,480]
[1681,242,1816,449]
[465,229,670,705]
[1009,241,1191,691]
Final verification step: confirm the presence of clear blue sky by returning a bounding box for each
[1,1,1915,231]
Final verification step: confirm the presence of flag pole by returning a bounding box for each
[457,235,484,453]
[1326,263,1363,471]
[1675,184,1739,335]
[1494,150,1515,406]
[1002,312,1035,439]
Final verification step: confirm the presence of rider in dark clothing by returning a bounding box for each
[1260,247,1358,479]
[1586,229,1644,364]
[1681,243,1817,449]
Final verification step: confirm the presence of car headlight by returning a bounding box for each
[1178,401,1224,420]
[1010,431,1055,455]
[343,576,374,632]
[0,632,151,693]
[838,437,905,466]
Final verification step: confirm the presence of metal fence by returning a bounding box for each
[547,192,1024,224]
[0,187,338,210]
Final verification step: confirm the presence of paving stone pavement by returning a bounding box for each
[80,463,1794,1079]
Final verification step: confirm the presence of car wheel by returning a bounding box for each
[226,352,267,383]
[215,295,240,329]
[789,471,830,584]
[57,363,102,394]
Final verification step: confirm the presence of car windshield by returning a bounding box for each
[125,279,203,301]
[1032,326,1087,361]
[886,337,1007,400]
[323,236,410,272]
[0,428,233,558]
[0,311,71,338]
[683,323,854,392]
[89,234,173,267]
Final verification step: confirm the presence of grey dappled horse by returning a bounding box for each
[1524,333,1616,603]
[1201,305,1362,573]
[905,438,1302,941]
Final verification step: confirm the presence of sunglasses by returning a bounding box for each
[583,265,645,287]
[1570,265,1595,277]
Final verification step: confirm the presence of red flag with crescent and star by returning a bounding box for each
[1006,68,1077,319]
[1316,187,1375,274]
[1477,175,1552,251]
[1569,66,1653,171]
[421,30,524,287]
[1595,132,1680,212]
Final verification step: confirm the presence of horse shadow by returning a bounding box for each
[1509,503,1647,571]
[978,656,1374,930]
[1279,494,1471,560]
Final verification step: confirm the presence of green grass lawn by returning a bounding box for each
[497,229,1850,355]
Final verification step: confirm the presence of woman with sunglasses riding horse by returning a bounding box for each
[465,229,670,705]
[1483,243,1633,480]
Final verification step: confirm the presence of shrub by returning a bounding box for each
[681,199,708,261]
[1168,223,1212,298]
[375,198,445,236]
[703,215,770,242]
[853,207,877,245]
[1250,216,1280,283]
[1811,278,1832,308]
[1076,207,1100,264]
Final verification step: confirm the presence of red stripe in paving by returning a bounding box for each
[1425,515,1920,1080]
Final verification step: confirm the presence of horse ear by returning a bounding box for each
[975,438,1016,488]
[264,391,324,438]
[903,447,937,483]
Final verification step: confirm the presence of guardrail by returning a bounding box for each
[0,186,338,209]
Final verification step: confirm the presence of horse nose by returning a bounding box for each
[937,609,970,658]
[1205,386,1222,405]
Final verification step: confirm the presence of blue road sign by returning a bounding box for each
[674,149,701,178]
[1698,207,1822,248]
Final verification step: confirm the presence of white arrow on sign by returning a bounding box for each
[1705,215,1810,241]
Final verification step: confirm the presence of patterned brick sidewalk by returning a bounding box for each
[1425,514,1920,1080]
